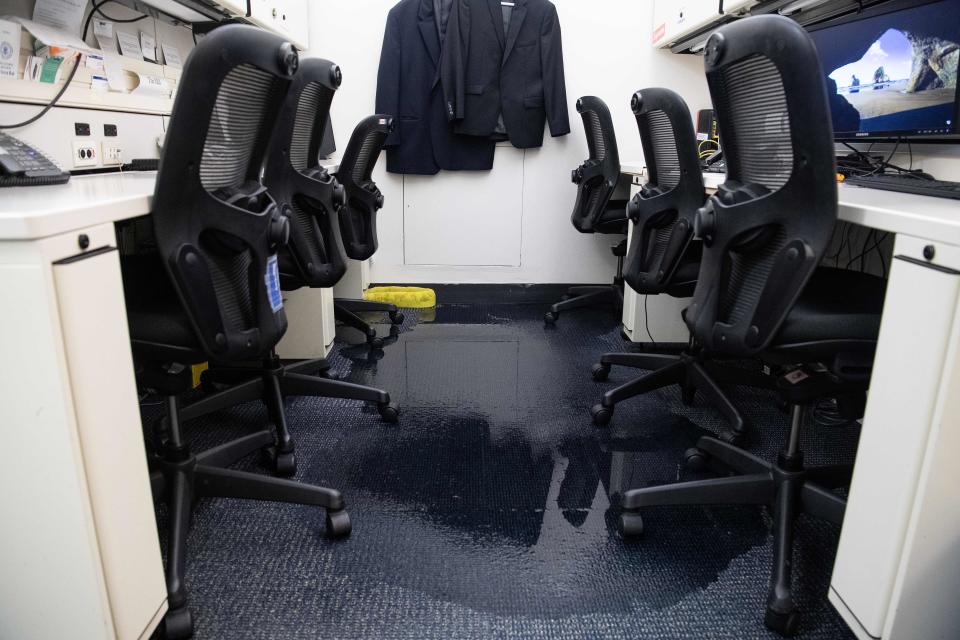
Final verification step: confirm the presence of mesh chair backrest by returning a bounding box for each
[570,96,622,233]
[684,15,838,355]
[264,57,348,289]
[335,115,393,261]
[622,88,705,294]
[151,25,298,362]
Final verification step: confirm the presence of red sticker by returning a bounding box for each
[652,23,666,45]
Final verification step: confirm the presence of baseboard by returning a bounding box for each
[369,283,608,305]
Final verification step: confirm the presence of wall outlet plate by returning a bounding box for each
[101,142,123,166]
[72,141,98,168]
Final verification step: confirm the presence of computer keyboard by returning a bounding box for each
[845,173,960,200]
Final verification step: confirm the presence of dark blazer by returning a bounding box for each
[376,0,496,175]
[440,0,570,149]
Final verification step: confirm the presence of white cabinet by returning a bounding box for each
[0,222,167,640]
[829,235,960,640]
[402,147,524,267]
[211,0,248,16]
[721,0,760,16]
[275,288,337,359]
[248,0,309,49]
[652,0,722,49]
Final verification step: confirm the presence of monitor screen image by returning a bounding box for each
[808,0,960,138]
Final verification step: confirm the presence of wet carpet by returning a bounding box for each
[149,293,859,639]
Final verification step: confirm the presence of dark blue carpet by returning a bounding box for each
[149,298,859,639]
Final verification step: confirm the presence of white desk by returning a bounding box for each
[0,166,338,640]
[620,161,960,640]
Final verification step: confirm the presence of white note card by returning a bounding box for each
[140,31,156,62]
[92,18,114,53]
[32,0,85,36]
[93,19,113,39]
[90,74,109,91]
[132,72,170,98]
[85,52,104,71]
[103,56,127,92]
[0,19,21,79]
[161,42,182,68]
[116,30,143,60]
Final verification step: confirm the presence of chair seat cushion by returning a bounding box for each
[277,250,306,291]
[593,200,629,234]
[769,267,886,358]
[665,257,701,298]
[121,255,206,363]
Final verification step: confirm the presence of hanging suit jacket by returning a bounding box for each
[440,0,570,149]
[376,0,496,175]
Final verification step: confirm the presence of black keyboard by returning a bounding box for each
[845,173,960,200]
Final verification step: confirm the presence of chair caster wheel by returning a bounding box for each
[369,336,384,349]
[591,403,613,426]
[618,512,644,538]
[681,385,696,406]
[161,606,194,640]
[325,509,352,539]
[683,447,707,471]
[764,606,799,636]
[273,450,297,477]
[544,311,558,324]
[591,363,610,382]
[378,402,400,423]
[389,311,405,325]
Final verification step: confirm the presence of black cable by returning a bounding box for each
[0,1,150,130]
[878,233,888,278]
[0,52,82,129]
[644,295,657,345]
[83,0,150,39]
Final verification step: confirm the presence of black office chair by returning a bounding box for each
[544,96,628,324]
[332,115,404,348]
[120,27,350,639]
[613,16,887,636]
[589,88,766,444]
[183,59,401,464]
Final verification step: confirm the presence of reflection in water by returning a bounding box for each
[170,300,857,638]
[332,303,775,616]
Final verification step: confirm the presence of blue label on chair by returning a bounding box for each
[265,254,283,313]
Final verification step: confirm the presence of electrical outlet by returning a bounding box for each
[72,141,98,168]
[101,142,124,166]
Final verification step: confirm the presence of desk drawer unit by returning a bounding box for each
[0,222,166,639]
[829,234,960,640]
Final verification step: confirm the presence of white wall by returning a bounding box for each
[307,0,712,284]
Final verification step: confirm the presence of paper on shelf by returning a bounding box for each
[132,71,170,98]
[93,19,115,53]
[103,55,126,92]
[39,55,64,83]
[24,56,43,82]
[0,19,21,79]
[6,17,92,53]
[117,30,143,60]
[85,52,104,71]
[140,31,156,62]
[32,0,84,36]
[161,42,182,69]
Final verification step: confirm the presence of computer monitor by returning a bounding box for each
[808,0,960,140]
